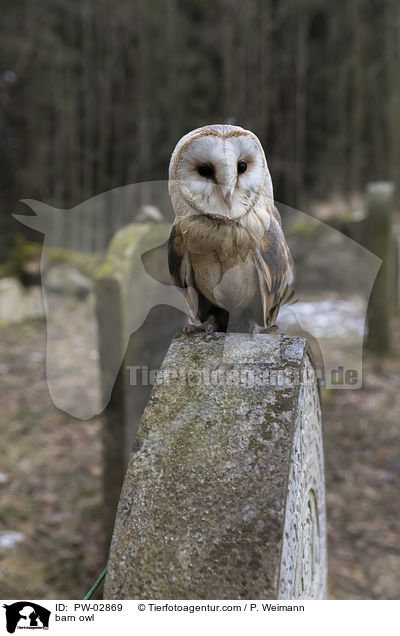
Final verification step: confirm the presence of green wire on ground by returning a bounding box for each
[83,566,108,600]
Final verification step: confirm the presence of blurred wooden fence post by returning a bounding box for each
[363,182,396,354]
[96,223,185,551]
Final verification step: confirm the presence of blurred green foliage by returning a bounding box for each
[0,234,102,282]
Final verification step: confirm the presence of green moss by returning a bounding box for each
[44,246,103,277]
[0,262,12,278]
[96,223,170,281]
[288,221,319,237]
[340,211,358,224]
[7,234,42,278]
[96,261,114,279]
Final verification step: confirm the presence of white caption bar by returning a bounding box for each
[1,600,398,636]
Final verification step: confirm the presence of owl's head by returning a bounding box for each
[169,124,274,221]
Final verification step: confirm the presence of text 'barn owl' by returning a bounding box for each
[168,124,293,332]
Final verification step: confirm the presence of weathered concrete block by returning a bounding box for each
[104,333,326,600]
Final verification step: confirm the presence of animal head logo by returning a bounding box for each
[13,182,381,419]
[3,602,50,633]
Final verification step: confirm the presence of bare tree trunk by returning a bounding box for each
[294,2,308,208]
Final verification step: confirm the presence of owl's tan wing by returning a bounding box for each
[254,205,294,327]
[168,223,213,322]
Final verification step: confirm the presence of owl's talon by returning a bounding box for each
[183,319,217,335]
[182,323,201,334]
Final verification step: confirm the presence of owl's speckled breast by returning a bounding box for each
[179,211,265,314]
[190,250,259,314]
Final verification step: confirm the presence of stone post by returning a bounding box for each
[104,333,327,600]
[363,182,395,353]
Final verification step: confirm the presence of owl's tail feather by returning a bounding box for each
[281,287,297,307]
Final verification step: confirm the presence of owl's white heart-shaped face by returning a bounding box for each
[169,124,274,221]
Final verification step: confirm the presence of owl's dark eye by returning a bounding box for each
[197,163,214,178]
[237,160,247,175]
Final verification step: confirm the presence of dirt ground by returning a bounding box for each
[324,320,400,599]
[0,304,399,599]
[0,314,103,599]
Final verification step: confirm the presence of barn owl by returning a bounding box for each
[168,124,293,332]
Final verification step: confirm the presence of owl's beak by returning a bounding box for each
[222,187,234,210]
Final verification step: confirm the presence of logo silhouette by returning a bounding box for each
[13,182,381,418]
[3,602,50,633]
